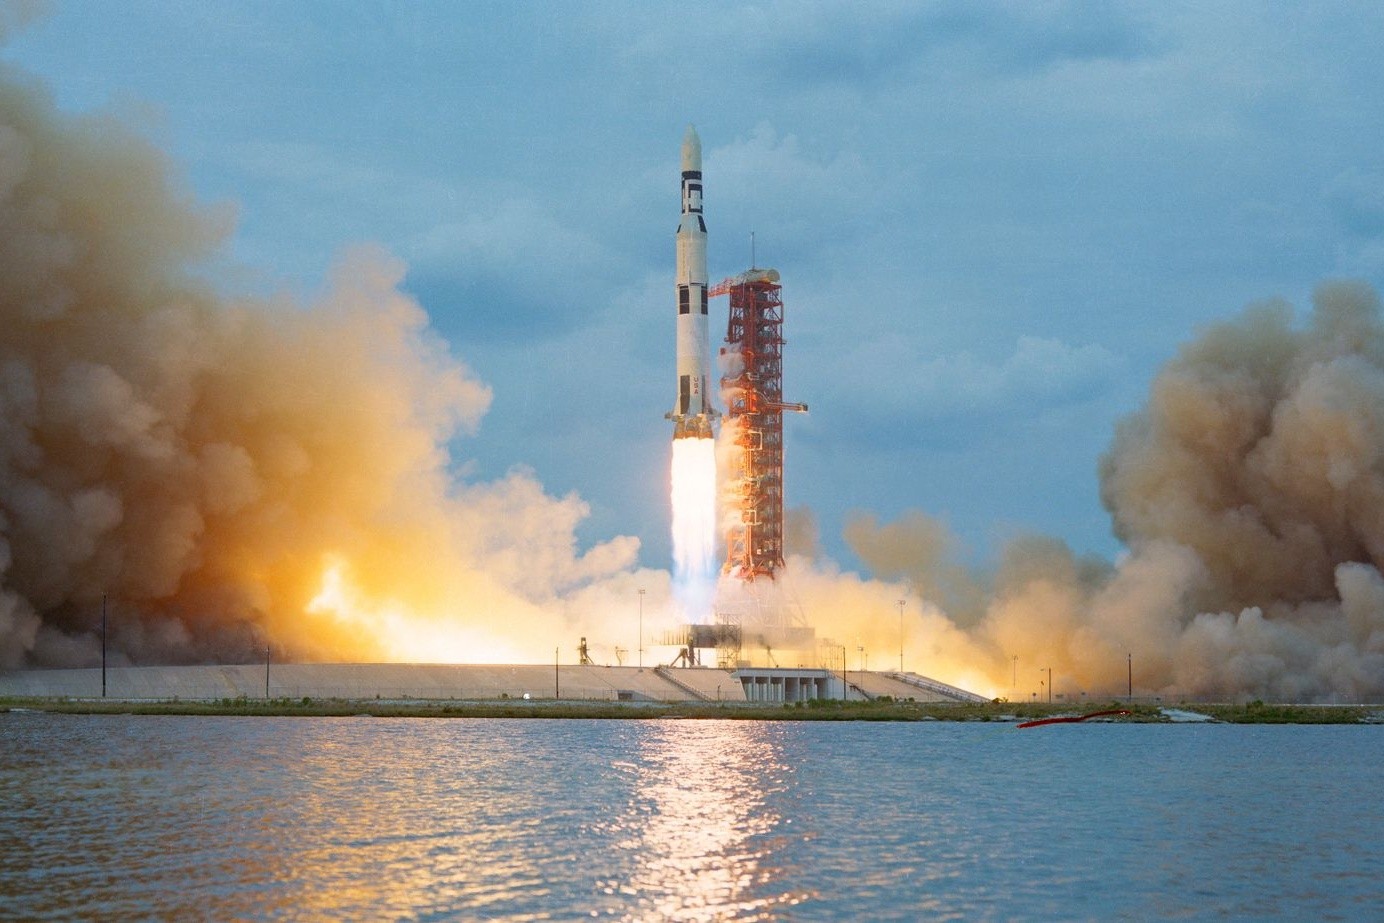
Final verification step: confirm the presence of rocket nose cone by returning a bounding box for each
[681,125,702,172]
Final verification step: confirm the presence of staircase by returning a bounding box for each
[885,671,990,704]
[653,666,714,702]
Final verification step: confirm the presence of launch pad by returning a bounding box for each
[0,662,988,704]
[660,621,817,669]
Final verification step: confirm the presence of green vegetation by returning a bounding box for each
[2,696,1379,723]
[1194,700,1378,724]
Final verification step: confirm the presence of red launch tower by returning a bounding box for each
[712,268,808,581]
[662,266,812,667]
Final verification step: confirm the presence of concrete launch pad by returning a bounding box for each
[0,663,988,704]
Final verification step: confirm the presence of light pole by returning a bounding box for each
[841,645,847,701]
[1044,666,1052,703]
[897,599,905,673]
[1012,655,1017,691]
[637,588,645,670]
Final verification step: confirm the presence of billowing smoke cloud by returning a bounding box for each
[0,61,649,669]
[840,283,1384,702]
[5,43,1381,703]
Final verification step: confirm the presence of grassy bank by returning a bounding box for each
[3,696,1380,723]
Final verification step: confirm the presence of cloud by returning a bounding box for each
[705,122,880,267]
[404,197,622,342]
[826,335,1123,441]
[1325,168,1384,238]
[762,1,1156,89]
[0,0,48,44]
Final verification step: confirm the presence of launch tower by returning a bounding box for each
[713,269,807,580]
[686,267,813,668]
[659,128,813,669]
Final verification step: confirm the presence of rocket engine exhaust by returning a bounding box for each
[670,438,717,621]
[0,61,643,670]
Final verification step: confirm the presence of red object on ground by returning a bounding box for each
[1017,709,1132,728]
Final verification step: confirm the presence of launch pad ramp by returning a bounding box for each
[884,671,991,704]
[652,665,714,702]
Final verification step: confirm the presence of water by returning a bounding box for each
[1,714,1380,921]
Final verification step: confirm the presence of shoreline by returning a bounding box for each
[4,697,1381,724]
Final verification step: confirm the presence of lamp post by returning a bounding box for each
[1044,666,1052,703]
[897,599,905,673]
[637,588,645,670]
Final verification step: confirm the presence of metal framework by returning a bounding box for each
[714,269,806,581]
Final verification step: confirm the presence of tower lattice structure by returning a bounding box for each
[716,269,806,582]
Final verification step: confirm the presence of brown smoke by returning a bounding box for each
[843,283,1384,702]
[0,63,644,669]
[5,50,1381,701]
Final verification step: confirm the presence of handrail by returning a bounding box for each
[652,665,713,702]
[884,671,990,703]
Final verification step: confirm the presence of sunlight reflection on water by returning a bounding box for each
[1,715,815,921]
[600,721,807,920]
[2,715,1382,920]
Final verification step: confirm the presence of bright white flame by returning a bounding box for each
[671,437,717,622]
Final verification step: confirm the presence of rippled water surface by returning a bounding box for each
[2,714,1381,920]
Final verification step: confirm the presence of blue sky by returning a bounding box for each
[8,0,1384,572]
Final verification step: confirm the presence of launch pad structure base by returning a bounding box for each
[660,621,817,670]
[0,663,989,704]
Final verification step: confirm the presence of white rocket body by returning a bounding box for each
[668,126,717,440]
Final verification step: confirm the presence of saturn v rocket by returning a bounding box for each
[667,126,718,440]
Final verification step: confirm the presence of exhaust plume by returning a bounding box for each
[1097,281,1384,700]
[670,436,717,622]
[0,62,646,668]
[841,282,1384,702]
[5,46,1381,702]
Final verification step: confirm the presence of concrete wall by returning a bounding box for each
[0,663,749,703]
[0,663,986,704]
